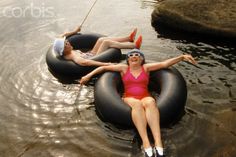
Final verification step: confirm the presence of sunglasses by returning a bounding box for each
[128,53,141,58]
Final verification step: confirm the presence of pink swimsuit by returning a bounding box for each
[122,66,150,100]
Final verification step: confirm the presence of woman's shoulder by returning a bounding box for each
[143,62,162,72]
[113,63,128,74]
[119,64,129,70]
[142,64,149,70]
[119,63,128,67]
[64,53,76,61]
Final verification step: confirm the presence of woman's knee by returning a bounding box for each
[97,37,110,42]
[101,39,113,46]
[124,98,143,110]
[142,97,157,109]
[132,102,144,111]
[96,37,106,44]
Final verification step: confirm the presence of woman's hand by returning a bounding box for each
[60,25,82,37]
[74,25,82,33]
[182,54,197,65]
[79,75,90,85]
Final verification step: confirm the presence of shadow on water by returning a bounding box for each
[151,20,236,46]
[152,22,236,71]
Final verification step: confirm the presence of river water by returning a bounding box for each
[0,0,235,157]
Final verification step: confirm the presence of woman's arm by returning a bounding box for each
[71,55,112,67]
[145,54,197,72]
[80,64,127,84]
[60,25,82,37]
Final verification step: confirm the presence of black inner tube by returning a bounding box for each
[94,67,187,127]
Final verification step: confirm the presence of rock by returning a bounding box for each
[151,0,236,38]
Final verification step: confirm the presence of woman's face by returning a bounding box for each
[127,52,143,65]
[63,40,73,55]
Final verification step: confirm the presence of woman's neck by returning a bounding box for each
[63,50,73,60]
[129,64,142,70]
[64,49,72,56]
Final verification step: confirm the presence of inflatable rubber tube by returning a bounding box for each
[94,67,187,127]
[46,33,122,78]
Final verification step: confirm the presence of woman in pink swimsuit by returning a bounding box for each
[80,48,196,157]
[122,65,150,99]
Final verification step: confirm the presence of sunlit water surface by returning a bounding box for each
[0,0,235,157]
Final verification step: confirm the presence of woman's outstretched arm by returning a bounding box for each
[145,54,197,72]
[60,25,82,37]
[79,64,127,84]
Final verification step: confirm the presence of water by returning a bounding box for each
[0,0,235,156]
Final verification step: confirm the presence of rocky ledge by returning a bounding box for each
[151,0,236,38]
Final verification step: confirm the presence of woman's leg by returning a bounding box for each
[91,28,137,53]
[123,97,151,149]
[141,97,163,148]
[94,35,142,54]
[95,40,136,54]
